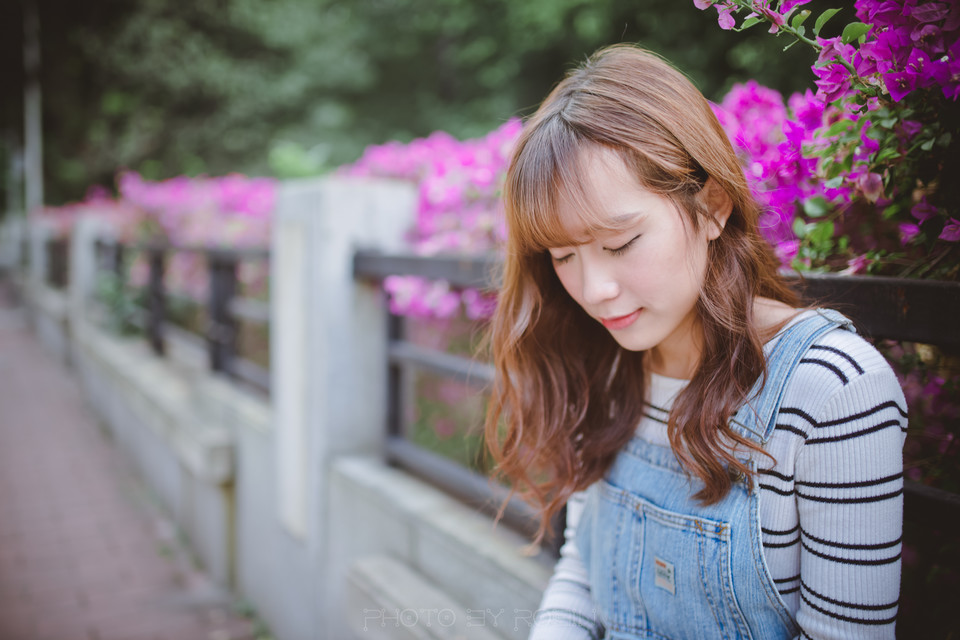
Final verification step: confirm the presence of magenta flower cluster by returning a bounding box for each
[344,120,522,318]
[34,173,277,301]
[117,172,276,248]
[856,0,960,102]
[695,1,960,103]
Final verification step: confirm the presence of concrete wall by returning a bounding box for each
[24,177,552,640]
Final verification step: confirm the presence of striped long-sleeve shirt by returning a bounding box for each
[530,320,908,640]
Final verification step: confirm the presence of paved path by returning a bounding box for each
[0,280,262,640]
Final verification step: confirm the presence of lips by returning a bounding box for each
[599,308,642,330]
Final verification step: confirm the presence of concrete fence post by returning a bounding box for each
[0,216,25,273]
[270,176,416,632]
[69,215,111,324]
[27,216,51,289]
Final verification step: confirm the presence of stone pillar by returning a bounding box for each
[69,215,110,322]
[0,216,24,273]
[270,176,415,632]
[27,217,51,289]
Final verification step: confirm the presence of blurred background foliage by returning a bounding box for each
[0,0,839,206]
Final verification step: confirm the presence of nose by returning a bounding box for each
[579,257,619,306]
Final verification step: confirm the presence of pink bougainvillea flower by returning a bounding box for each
[814,37,857,103]
[900,119,924,139]
[911,199,938,222]
[909,1,951,24]
[780,0,812,12]
[841,253,873,275]
[717,3,737,30]
[859,172,884,202]
[885,70,919,101]
[940,218,960,241]
[899,222,921,244]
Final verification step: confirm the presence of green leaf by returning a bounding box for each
[875,147,901,162]
[739,16,763,30]
[938,132,953,147]
[803,196,830,217]
[841,21,872,44]
[879,117,898,128]
[796,25,806,38]
[824,176,844,189]
[920,138,935,151]
[792,10,811,28]
[793,218,809,238]
[809,221,836,246]
[882,203,901,220]
[825,120,853,137]
[814,8,841,36]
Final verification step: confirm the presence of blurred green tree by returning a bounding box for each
[0,0,831,205]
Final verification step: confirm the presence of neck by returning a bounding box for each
[646,316,703,380]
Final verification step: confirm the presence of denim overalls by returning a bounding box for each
[575,309,855,640]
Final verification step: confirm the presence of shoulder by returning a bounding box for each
[797,321,896,389]
[778,321,908,435]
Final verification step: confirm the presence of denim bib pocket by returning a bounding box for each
[583,479,753,639]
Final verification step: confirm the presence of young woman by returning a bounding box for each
[485,45,907,640]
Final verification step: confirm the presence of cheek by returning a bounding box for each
[553,266,583,305]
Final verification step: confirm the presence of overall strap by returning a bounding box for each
[730,308,857,444]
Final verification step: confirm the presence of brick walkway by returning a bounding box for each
[0,280,261,640]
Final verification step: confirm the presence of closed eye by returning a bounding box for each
[550,252,574,265]
[606,234,641,256]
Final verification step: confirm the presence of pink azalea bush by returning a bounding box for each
[117,172,275,300]
[344,120,522,319]
[32,173,276,300]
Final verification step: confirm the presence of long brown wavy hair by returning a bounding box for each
[484,45,799,543]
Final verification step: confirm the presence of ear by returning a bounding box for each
[701,177,733,240]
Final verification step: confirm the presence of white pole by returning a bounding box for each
[23,0,43,214]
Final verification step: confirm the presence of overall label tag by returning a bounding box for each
[654,556,676,595]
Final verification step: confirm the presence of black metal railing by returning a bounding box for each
[354,249,960,543]
[45,237,69,290]
[94,239,271,395]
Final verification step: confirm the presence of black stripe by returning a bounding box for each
[797,487,903,504]
[800,539,901,565]
[763,536,800,549]
[809,344,865,374]
[779,407,818,426]
[763,523,799,536]
[780,402,908,429]
[801,527,902,551]
[645,401,670,414]
[800,591,897,625]
[796,471,903,489]
[779,585,800,595]
[801,579,899,611]
[774,574,800,584]
[775,423,808,438]
[818,400,908,426]
[800,357,849,384]
[759,483,793,496]
[642,412,668,426]
[759,469,793,483]
[806,420,904,444]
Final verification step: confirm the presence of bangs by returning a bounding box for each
[507,116,642,254]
